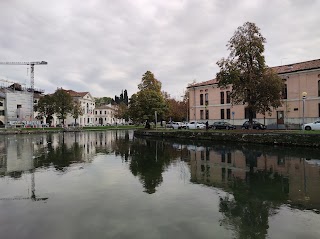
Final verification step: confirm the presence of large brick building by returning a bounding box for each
[187,59,320,128]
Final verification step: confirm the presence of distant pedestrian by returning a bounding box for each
[206,121,209,130]
[145,120,151,129]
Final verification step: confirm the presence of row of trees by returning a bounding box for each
[38,22,280,127]
[123,71,188,124]
[121,22,283,126]
[94,90,129,107]
[35,88,83,126]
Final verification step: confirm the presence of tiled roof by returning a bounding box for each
[272,58,320,74]
[187,79,218,88]
[188,58,320,88]
[63,89,88,97]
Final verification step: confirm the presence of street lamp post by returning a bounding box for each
[302,92,307,132]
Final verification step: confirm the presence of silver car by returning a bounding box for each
[186,121,205,129]
[302,121,320,130]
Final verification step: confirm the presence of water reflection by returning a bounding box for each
[0,131,319,238]
[186,142,320,239]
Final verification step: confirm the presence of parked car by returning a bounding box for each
[302,121,320,130]
[211,121,236,130]
[186,121,205,129]
[167,122,184,129]
[241,120,266,130]
[85,123,95,127]
[68,123,79,127]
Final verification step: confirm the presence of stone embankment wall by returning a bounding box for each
[134,130,320,148]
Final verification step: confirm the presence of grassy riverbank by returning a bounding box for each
[0,125,143,134]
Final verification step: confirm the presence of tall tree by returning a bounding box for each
[70,101,84,125]
[52,89,73,125]
[128,71,167,123]
[138,71,162,92]
[34,95,55,126]
[216,22,283,127]
[114,102,129,121]
[124,90,128,105]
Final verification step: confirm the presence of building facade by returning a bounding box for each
[187,59,320,127]
[94,104,125,125]
[62,90,95,126]
[0,84,44,126]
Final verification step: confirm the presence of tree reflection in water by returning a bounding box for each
[219,172,285,239]
[35,133,84,172]
[128,139,174,194]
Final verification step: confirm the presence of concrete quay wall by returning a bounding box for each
[134,130,320,148]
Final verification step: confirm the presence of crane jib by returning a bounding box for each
[0,61,48,65]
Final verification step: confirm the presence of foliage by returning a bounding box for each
[163,92,188,122]
[216,22,283,126]
[52,89,73,124]
[138,71,162,92]
[114,102,129,121]
[34,95,55,125]
[70,101,84,123]
[94,97,112,107]
[114,89,129,105]
[128,71,167,123]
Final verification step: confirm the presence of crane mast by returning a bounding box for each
[0,61,47,121]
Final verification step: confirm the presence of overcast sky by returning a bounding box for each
[0,0,320,99]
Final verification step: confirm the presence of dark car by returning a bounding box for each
[211,121,236,130]
[241,120,266,130]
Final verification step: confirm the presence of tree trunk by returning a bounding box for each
[249,107,254,129]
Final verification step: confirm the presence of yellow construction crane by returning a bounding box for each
[0,61,48,121]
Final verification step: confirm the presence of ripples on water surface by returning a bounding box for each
[0,130,319,239]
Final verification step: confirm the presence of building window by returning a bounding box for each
[200,110,204,119]
[318,80,320,97]
[205,93,208,105]
[282,84,287,99]
[100,111,102,114]
[17,104,22,109]
[105,111,106,114]
[221,154,225,163]
[221,109,225,119]
[200,94,204,105]
[0,110,4,116]
[95,111,97,114]
[244,108,256,119]
[226,91,231,104]
[220,92,224,104]
[226,109,231,119]
[205,110,209,120]
[0,102,3,106]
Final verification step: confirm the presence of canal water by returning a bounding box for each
[0,130,319,239]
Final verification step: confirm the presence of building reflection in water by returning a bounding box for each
[0,131,134,201]
[188,144,320,211]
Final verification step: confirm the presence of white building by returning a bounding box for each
[62,89,95,126]
[94,104,125,125]
[0,93,5,126]
[0,83,43,126]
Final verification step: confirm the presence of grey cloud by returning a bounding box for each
[0,0,319,98]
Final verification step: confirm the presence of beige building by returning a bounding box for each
[94,104,126,126]
[187,59,320,127]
